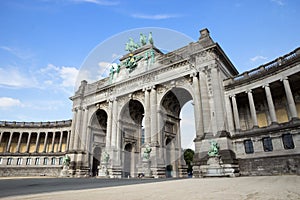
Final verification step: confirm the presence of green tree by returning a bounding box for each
[184,148,194,175]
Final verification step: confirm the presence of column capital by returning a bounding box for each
[245,89,252,94]
[190,72,198,78]
[143,86,152,91]
[107,96,116,102]
[229,94,236,98]
[73,106,82,111]
[280,76,288,82]
[262,83,270,88]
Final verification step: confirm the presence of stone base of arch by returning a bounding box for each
[192,136,240,178]
[107,166,123,178]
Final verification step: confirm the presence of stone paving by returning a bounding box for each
[1,175,300,200]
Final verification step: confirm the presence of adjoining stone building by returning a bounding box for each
[0,28,299,177]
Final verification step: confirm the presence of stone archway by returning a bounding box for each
[89,109,108,176]
[119,99,144,177]
[160,87,194,177]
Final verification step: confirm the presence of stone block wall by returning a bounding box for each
[238,154,300,176]
[0,167,62,177]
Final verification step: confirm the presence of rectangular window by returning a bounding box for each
[244,139,254,154]
[282,133,295,149]
[59,157,63,165]
[7,158,13,165]
[43,157,48,165]
[16,158,23,165]
[262,137,273,152]
[35,158,40,165]
[51,157,56,165]
[26,158,32,165]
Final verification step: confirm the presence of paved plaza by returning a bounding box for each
[1,175,299,200]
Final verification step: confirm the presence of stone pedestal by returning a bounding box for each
[59,165,69,177]
[98,163,109,178]
[200,156,226,177]
[142,160,153,178]
[200,156,239,177]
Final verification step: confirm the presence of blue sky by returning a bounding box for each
[0,0,299,124]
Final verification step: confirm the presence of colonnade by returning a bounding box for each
[0,130,70,153]
[229,77,299,131]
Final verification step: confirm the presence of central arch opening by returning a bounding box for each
[161,87,195,177]
[120,99,144,177]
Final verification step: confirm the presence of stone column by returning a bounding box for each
[106,99,113,149]
[144,87,151,144]
[73,107,82,150]
[43,132,48,152]
[191,73,204,137]
[51,132,56,152]
[263,84,278,124]
[199,71,211,133]
[282,77,298,119]
[6,132,13,152]
[246,90,258,127]
[111,98,118,148]
[25,132,31,153]
[81,106,89,150]
[34,132,40,153]
[211,66,225,132]
[150,86,158,145]
[0,132,3,146]
[16,132,23,153]
[69,109,77,151]
[66,130,71,152]
[230,95,241,130]
[157,108,165,163]
[225,95,234,132]
[58,131,63,152]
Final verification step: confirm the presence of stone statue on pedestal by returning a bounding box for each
[60,155,71,177]
[207,140,219,157]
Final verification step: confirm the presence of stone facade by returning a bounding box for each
[0,121,71,176]
[1,28,300,177]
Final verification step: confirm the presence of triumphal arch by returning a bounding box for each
[69,29,239,177]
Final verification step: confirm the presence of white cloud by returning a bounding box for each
[0,67,38,88]
[69,0,119,6]
[39,64,79,88]
[59,66,79,87]
[0,97,23,109]
[131,13,180,20]
[250,55,268,62]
